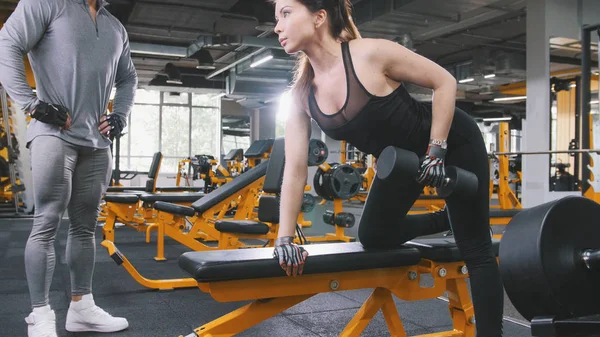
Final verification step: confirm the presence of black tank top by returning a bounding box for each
[308,41,436,158]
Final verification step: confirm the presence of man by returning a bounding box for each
[0,0,137,336]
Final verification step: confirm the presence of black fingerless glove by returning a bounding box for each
[31,101,69,127]
[416,144,447,188]
[273,236,307,268]
[105,114,125,139]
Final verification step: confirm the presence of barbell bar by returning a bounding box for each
[490,149,600,156]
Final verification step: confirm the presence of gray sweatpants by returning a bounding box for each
[25,135,112,308]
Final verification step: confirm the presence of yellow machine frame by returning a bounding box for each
[101,239,476,337]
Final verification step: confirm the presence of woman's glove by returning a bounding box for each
[416,143,447,188]
[273,236,308,277]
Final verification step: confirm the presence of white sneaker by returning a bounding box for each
[25,306,58,337]
[65,294,129,333]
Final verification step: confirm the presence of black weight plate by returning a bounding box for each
[313,166,329,200]
[329,164,362,200]
[307,139,329,166]
[437,166,478,198]
[499,196,600,321]
[301,193,316,213]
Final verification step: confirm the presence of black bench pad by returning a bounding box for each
[214,220,270,234]
[103,194,140,204]
[490,208,524,217]
[154,186,203,192]
[179,242,421,282]
[192,160,269,214]
[406,238,500,262]
[106,186,202,193]
[140,192,204,203]
[106,186,146,192]
[154,201,196,217]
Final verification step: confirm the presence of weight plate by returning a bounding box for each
[499,196,600,321]
[301,193,316,213]
[313,166,331,200]
[307,139,329,166]
[329,164,362,200]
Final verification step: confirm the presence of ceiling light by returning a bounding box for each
[459,78,475,83]
[165,63,183,85]
[484,74,496,79]
[250,55,273,68]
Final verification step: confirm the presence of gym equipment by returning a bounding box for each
[492,149,600,156]
[313,163,362,200]
[244,139,274,168]
[376,146,478,198]
[164,237,501,337]
[300,193,315,213]
[307,138,328,166]
[500,196,600,332]
[105,152,202,193]
[322,210,355,228]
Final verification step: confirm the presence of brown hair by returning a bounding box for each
[269,0,361,110]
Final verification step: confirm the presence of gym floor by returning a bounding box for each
[1,200,532,337]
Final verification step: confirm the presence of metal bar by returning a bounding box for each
[129,42,188,57]
[581,27,592,194]
[206,47,266,80]
[574,76,581,189]
[491,149,600,156]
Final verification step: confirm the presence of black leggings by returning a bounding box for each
[357,128,503,337]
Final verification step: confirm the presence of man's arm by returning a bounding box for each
[111,31,138,128]
[0,0,54,112]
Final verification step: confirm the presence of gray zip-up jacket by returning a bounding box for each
[0,0,137,149]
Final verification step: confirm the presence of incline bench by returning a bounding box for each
[168,137,498,336]
[106,152,202,193]
[175,237,500,337]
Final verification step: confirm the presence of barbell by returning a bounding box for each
[499,195,600,323]
[491,149,600,156]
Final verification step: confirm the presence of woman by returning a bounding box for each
[269,0,503,336]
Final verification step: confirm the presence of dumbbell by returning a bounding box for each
[322,210,355,228]
[376,146,478,198]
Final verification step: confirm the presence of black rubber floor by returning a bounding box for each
[0,201,532,337]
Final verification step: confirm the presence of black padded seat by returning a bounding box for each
[154,201,196,217]
[406,238,501,262]
[214,220,270,234]
[139,192,204,203]
[103,194,140,204]
[156,186,203,192]
[179,242,421,282]
[490,208,525,217]
[106,186,202,192]
[106,186,146,192]
[191,160,269,214]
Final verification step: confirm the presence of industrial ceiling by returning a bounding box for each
[0,0,598,120]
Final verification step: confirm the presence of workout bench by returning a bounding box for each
[106,152,202,193]
[101,151,205,242]
[173,238,499,337]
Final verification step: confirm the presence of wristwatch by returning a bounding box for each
[429,139,448,149]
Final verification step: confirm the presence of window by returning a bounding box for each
[129,104,160,156]
[223,135,250,156]
[191,107,219,156]
[134,89,160,104]
[128,156,155,172]
[161,105,190,157]
[163,92,189,105]
[161,157,184,174]
[192,93,219,107]
[115,90,222,174]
